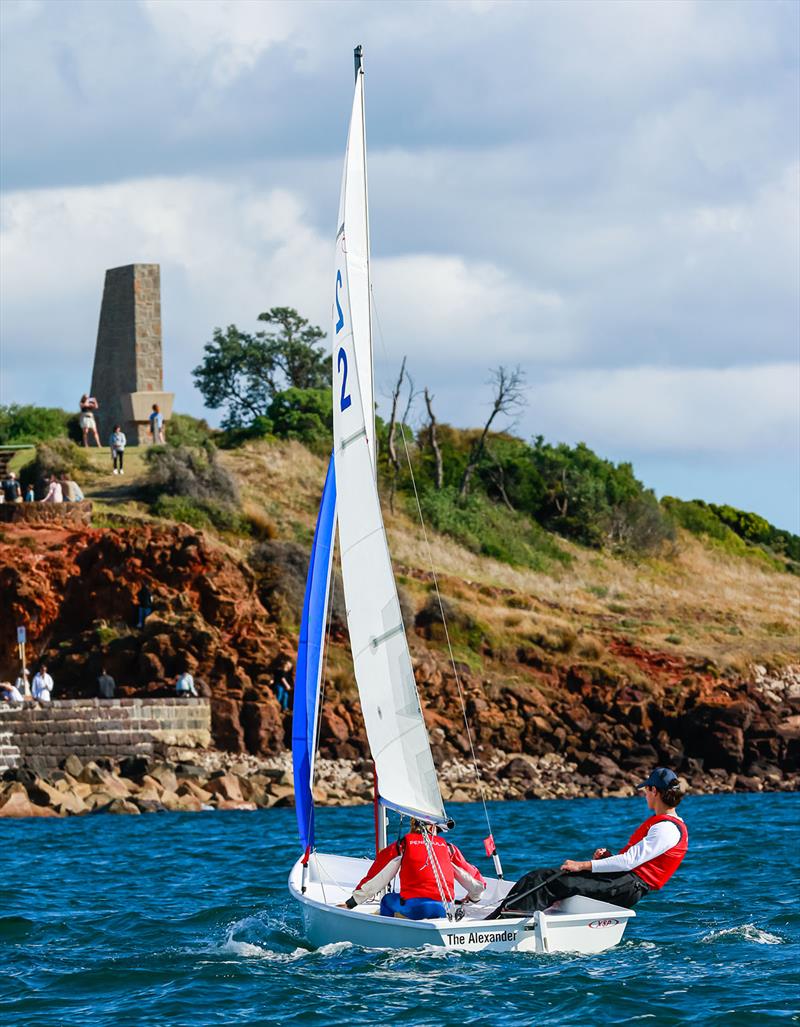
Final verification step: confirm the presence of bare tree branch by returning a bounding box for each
[386,356,407,475]
[459,365,527,498]
[423,388,444,491]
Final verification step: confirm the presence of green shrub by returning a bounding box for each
[151,494,248,534]
[267,387,332,448]
[415,485,570,572]
[144,444,239,505]
[0,404,71,445]
[166,413,215,448]
[21,439,93,493]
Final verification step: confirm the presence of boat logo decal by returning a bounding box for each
[588,918,619,929]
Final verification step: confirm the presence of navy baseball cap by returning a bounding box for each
[636,767,679,790]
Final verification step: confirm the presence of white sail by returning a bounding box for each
[338,68,374,469]
[332,65,446,824]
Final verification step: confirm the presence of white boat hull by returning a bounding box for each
[289,852,635,955]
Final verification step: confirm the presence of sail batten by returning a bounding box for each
[332,68,446,826]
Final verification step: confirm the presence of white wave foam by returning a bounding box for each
[702,923,783,945]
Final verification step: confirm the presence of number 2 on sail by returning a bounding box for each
[337,347,352,411]
[335,270,344,334]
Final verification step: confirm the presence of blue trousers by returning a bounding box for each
[379,893,446,920]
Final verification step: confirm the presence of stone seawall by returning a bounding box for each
[0,698,210,772]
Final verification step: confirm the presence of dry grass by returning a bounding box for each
[74,436,799,671]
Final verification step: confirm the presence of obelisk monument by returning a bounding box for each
[90,264,174,445]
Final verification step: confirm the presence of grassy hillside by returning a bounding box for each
[33,437,792,680]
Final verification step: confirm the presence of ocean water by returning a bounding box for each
[3,793,798,1026]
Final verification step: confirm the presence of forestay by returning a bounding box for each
[331,66,446,826]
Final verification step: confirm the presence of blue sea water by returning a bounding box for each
[3,793,799,1027]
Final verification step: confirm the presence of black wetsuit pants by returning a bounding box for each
[489,868,650,917]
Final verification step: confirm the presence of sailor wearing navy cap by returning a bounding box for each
[487,766,688,919]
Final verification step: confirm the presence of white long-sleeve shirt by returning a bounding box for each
[591,819,682,874]
[32,672,54,701]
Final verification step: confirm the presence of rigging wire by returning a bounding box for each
[370,289,501,869]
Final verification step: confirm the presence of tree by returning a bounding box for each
[193,308,327,429]
[459,365,527,498]
[257,307,328,391]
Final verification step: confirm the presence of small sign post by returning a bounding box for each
[16,626,28,697]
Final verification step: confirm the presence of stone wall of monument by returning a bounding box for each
[90,264,163,445]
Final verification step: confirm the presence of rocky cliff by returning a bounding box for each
[1,511,798,797]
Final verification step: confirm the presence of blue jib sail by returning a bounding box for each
[292,454,337,851]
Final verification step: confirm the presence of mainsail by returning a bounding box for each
[331,60,446,825]
[292,455,336,849]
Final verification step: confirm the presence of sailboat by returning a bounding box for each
[287,47,635,954]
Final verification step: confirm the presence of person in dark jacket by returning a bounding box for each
[97,668,116,699]
[137,584,153,629]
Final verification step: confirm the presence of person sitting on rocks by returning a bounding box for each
[1,681,24,702]
[340,819,486,920]
[487,767,688,919]
[2,471,22,504]
[32,664,54,702]
[60,474,84,503]
[97,667,116,699]
[175,670,198,698]
[41,476,63,503]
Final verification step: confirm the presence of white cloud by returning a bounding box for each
[140,0,303,86]
[527,363,799,458]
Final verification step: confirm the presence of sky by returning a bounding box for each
[1,0,798,530]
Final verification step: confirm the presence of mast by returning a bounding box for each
[355,44,385,853]
[354,44,376,478]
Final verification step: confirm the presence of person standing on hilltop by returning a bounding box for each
[149,404,165,445]
[79,394,101,447]
[487,767,688,918]
[32,664,54,702]
[109,425,127,475]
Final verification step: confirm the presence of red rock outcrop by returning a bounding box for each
[1,520,797,789]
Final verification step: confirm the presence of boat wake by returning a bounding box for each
[216,914,354,961]
[701,923,784,945]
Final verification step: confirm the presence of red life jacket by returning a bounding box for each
[621,814,688,890]
[398,832,455,901]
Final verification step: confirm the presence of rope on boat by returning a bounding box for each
[422,826,456,921]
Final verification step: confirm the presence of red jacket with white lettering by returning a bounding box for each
[351,832,486,904]
[620,814,688,889]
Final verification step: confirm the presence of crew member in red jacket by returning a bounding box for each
[488,766,688,918]
[341,820,486,920]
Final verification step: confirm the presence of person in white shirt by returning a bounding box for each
[175,671,198,698]
[32,665,54,702]
[488,766,688,918]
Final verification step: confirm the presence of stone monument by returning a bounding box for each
[89,264,174,445]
